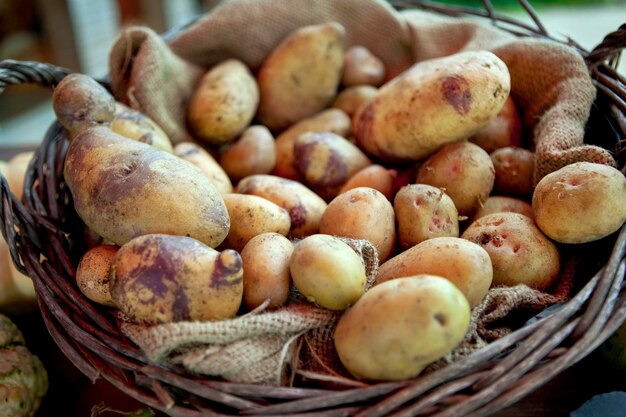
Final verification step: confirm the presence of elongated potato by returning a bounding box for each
[354,50,510,162]
[219,125,276,181]
[174,142,233,194]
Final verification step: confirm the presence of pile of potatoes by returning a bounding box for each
[45,21,626,383]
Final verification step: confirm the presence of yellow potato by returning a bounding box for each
[75,245,119,307]
[491,146,535,196]
[469,95,523,153]
[338,164,396,201]
[470,195,534,224]
[331,85,378,119]
[257,22,346,131]
[219,125,276,181]
[174,141,233,195]
[342,46,386,87]
[111,103,173,153]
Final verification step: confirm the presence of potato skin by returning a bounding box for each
[219,125,276,181]
[354,50,510,162]
[470,195,534,223]
[338,164,396,201]
[469,95,523,153]
[174,141,233,195]
[342,46,386,87]
[532,162,626,244]
[331,85,378,119]
[111,103,173,153]
[111,234,243,324]
[491,146,535,197]
[76,245,119,307]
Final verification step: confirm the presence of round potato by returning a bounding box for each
[342,46,386,87]
[174,141,233,194]
[75,245,118,306]
[470,195,534,224]
[111,103,173,153]
[338,164,396,201]
[469,95,523,153]
[532,162,626,244]
[331,85,378,118]
[219,125,276,181]
[491,146,535,196]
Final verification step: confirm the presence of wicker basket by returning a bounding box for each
[1,1,625,416]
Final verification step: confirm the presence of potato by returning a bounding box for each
[257,22,346,131]
[222,193,291,252]
[416,142,495,216]
[294,131,371,200]
[174,141,233,194]
[338,164,396,201]
[342,46,386,87]
[532,162,626,244]
[461,212,560,291]
[375,237,492,307]
[470,195,534,223]
[273,108,351,181]
[219,125,276,181]
[469,95,523,153]
[75,245,118,307]
[241,233,294,310]
[4,151,34,201]
[111,234,243,324]
[394,184,459,250]
[111,103,173,153]
[331,85,378,118]
[491,147,535,196]
[320,187,396,263]
[235,174,327,239]
[290,234,366,310]
[334,275,470,381]
[64,126,229,247]
[354,50,510,162]
[187,59,259,145]
[0,235,37,314]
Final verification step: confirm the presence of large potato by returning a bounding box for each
[532,162,626,243]
[354,50,510,162]
[341,46,386,87]
[187,59,259,145]
[334,275,470,381]
[257,22,346,131]
[338,164,396,201]
[111,234,243,324]
[75,245,118,307]
[174,141,233,194]
[375,237,492,307]
[219,125,276,181]
[469,95,523,153]
[320,187,396,263]
[491,146,535,197]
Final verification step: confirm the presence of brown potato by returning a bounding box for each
[338,164,396,201]
[491,147,535,196]
[470,196,534,224]
[111,103,173,153]
[219,125,276,181]
[331,85,378,118]
[342,46,386,87]
[75,245,119,307]
[174,141,233,194]
[470,95,523,153]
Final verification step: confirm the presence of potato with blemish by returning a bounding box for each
[187,59,259,145]
[491,147,535,196]
[461,212,560,291]
[532,162,626,244]
[174,141,233,194]
[394,184,459,250]
[219,125,276,181]
[111,103,173,153]
[111,234,243,324]
[331,85,378,118]
[235,174,327,239]
[320,187,396,263]
[470,195,534,223]
[342,46,386,87]
[470,95,523,153]
[75,245,118,306]
[241,233,294,310]
[257,22,346,131]
[416,142,495,216]
[222,193,291,252]
[353,50,510,162]
[338,164,396,201]
[64,126,229,247]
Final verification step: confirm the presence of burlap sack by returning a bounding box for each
[109,0,616,182]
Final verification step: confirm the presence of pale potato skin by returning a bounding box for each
[491,147,535,196]
[4,151,33,201]
[320,187,396,263]
[187,59,259,145]
[75,245,118,307]
[342,46,386,87]
[64,126,230,247]
[174,141,233,194]
[273,108,351,181]
[222,193,291,252]
[257,22,346,131]
[235,174,327,239]
[470,196,534,223]
[111,103,173,153]
[334,275,471,381]
[469,95,523,153]
[219,125,276,181]
[111,234,243,324]
[416,142,495,216]
[241,233,294,310]
[532,162,626,243]
[461,212,560,291]
[338,164,396,201]
[354,50,510,162]
[290,234,366,310]
[394,184,459,250]
[375,237,492,307]
[331,85,378,118]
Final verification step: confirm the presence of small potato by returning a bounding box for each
[334,275,470,381]
[461,212,560,291]
[294,131,371,200]
[394,184,459,250]
[532,162,626,244]
[241,233,294,310]
[257,22,346,131]
[111,234,243,324]
[235,174,327,239]
[416,142,495,216]
[219,125,276,181]
[273,108,351,181]
[470,195,534,223]
[491,147,535,196]
[320,187,396,263]
[338,164,396,201]
[111,103,173,153]
[290,234,366,310]
[4,151,34,201]
[331,85,378,118]
[187,59,259,145]
[75,245,118,306]
[222,193,291,252]
[470,95,523,153]
[342,46,386,87]
[174,142,233,194]
[375,237,492,307]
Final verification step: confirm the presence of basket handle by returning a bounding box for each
[0,59,73,94]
